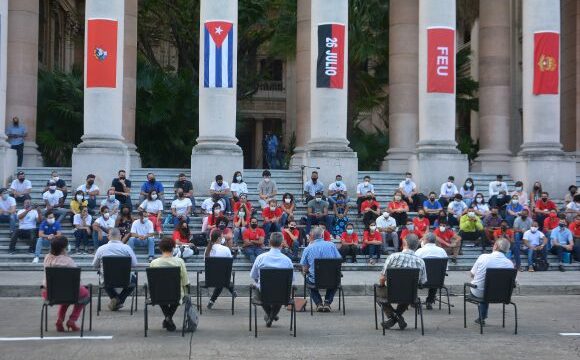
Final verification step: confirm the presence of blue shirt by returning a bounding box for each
[550,227,573,246]
[300,239,341,282]
[250,248,293,288]
[423,199,443,210]
[140,181,164,194]
[39,220,61,236]
[304,181,325,197]
[6,124,26,145]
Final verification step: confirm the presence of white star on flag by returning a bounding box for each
[215,26,223,35]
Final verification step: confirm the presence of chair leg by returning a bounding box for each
[414,304,418,329]
[290,303,294,331]
[381,304,385,336]
[144,304,148,337]
[478,304,483,335]
[438,288,442,310]
[373,287,378,330]
[342,287,346,316]
[418,302,424,336]
[338,287,341,311]
[45,304,48,332]
[40,304,45,339]
[502,304,506,328]
[512,302,518,335]
[130,289,135,316]
[182,304,187,337]
[231,290,235,316]
[293,304,297,337]
[254,304,258,338]
[310,295,313,316]
[97,287,101,316]
[80,306,86,338]
[445,287,451,315]
[134,277,138,312]
[248,288,252,332]
[463,295,467,329]
[89,295,93,331]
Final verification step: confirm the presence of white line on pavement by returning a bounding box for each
[560,333,580,336]
[0,336,113,341]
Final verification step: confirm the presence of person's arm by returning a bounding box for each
[322,205,328,217]
[92,249,101,269]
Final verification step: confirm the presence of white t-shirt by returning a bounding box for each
[523,230,546,247]
[95,216,115,230]
[100,198,120,213]
[376,215,397,229]
[440,183,459,198]
[77,183,99,196]
[230,182,248,195]
[17,209,39,230]
[566,202,580,212]
[416,243,448,259]
[73,213,93,227]
[398,180,416,195]
[130,219,154,236]
[0,196,16,212]
[210,181,230,192]
[328,181,347,193]
[10,179,32,193]
[139,199,164,214]
[208,243,233,258]
[171,198,192,215]
[42,190,64,207]
[489,181,508,197]
[470,251,513,298]
[201,198,225,214]
[356,182,375,195]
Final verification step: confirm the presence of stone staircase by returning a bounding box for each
[0,167,577,272]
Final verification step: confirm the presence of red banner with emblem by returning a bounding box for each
[86,19,118,88]
[533,32,559,95]
[427,27,455,94]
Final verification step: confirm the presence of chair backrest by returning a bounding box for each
[314,258,342,289]
[146,267,181,305]
[422,258,448,289]
[204,257,234,288]
[45,267,81,305]
[102,256,132,288]
[386,268,420,304]
[259,268,293,306]
[483,268,517,304]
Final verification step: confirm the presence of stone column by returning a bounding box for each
[410,0,467,192]
[512,0,574,195]
[576,0,580,172]
[472,0,513,173]
[191,0,243,194]
[302,0,357,192]
[560,0,576,153]
[6,0,42,166]
[290,0,311,166]
[381,0,419,172]
[72,0,130,190]
[123,0,141,168]
[0,0,16,184]
[469,20,479,141]
[253,117,264,168]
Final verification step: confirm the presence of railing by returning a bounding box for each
[257,80,285,92]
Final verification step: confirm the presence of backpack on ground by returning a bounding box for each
[182,296,199,333]
[533,251,549,271]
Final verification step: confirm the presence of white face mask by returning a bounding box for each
[236,175,242,182]
[284,198,291,204]
[468,212,475,218]
[369,226,376,231]
[405,178,411,183]
[264,177,270,183]
[465,182,472,187]
[439,226,446,232]
[52,177,59,181]
[394,195,401,201]
[454,199,461,203]
[76,195,83,201]
[515,187,522,191]
[108,195,115,201]
[383,212,389,218]
[214,210,220,215]
[407,224,414,231]
[103,213,110,219]
[47,218,55,225]
[49,185,57,191]
[530,226,538,233]
[151,194,158,200]
[269,206,276,211]
[476,197,483,203]
[447,181,453,187]
[315,197,322,202]
[364,181,370,186]
[512,199,519,204]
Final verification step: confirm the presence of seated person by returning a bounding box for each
[550,219,575,272]
[433,220,462,264]
[209,175,231,213]
[492,220,514,245]
[376,211,398,254]
[201,199,224,233]
[432,210,448,228]
[233,195,251,245]
[387,191,409,227]
[127,211,156,262]
[77,174,100,212]
[205,230,237,309]
[378,234,426,330]
[173,218,193,247]
[534,192,557,231]
[459,178,477,207]
[70,190,88,220]
[398,172,421,211]
[32,211,62,263]
[412,209,430,239]
[505,195,524,226]
[149,237,189,332]
[92,206,115,251]
[423,192,443,224]
[439,176,458,208]
[356,176,375,214]
[282,219,300,260]
[300,226,342,312]
[492,190,510,214]
[306,191,332,236]
[43,180,66,223]
[340,223,359,263]
[522,222,547,272]
[174,173,196,213]
[331,194,350,239]
[569,215,580,240]
[363,222,382,265]
[100,188,121,221]
[488,175,508,208]
[318,223,333,241]
[0,188,17,233]
[262,199,283,240]
[210,216,234,251]
[510,181,529,208]
[112,170,132,208]
[360,191,381,228]
[482,207,503,249]
[565,194,580,223]
[415,232,449,309]
[44,170,68,201]
[242,217,265,263]
[446,194,467,227]
[400,220,422,243]
[171,188,192,226]
[138,190,163,235]
[328,174,348,206]
[72,206,91,254]
[230,171,248,203]
[257,170,277,209]
[513,210,532,271]
[542,209,560,238]
[303,171,325,203]
[472,193,490,217]
[115,206,134,243]
[459,210,486,252]
[280,193,295,227]
[92,228,138,311]
[139,172,164,204]
[10,171,32,204]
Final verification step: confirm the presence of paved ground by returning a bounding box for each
[0,296,579,360]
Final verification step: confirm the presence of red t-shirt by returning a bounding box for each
[535,199,557,212]
[388,201,409,212]
[412,217,430,237]
[282,228,299,248]
[569,221,580,237]
[492,228,514,240]
[243,227,265,247]
[433,228,456,246]
[361,200,380,212]
[323,230,332,241]
[400,228,422,240]
[172,229,189,243]
[341,232,359,245]
[262,207,283,221]
[543,216,559,231]
[362,230,381,249]
[207,213,222,226]
[233,201,252,223]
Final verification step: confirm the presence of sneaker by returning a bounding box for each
[474,318,486,326]
[108,298,119,311]
[528,266,535,272]
[148,256,154,263]
[272,315,279,322]
[32,257,39,264]
[425,302,433,310]
[232,290,238,298]
[397,315,407,330]
[381,317,397,329]
[207,300,214,309]
[162,319,168,329]
[165,318,176,332]
[323,303,331,312]
[316,304,324,312]
[369,259,376,265]
[451,258,457,264]
[264,314,273,327]
[559,265,565,272]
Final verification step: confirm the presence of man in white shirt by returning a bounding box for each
[0,188,17,232]
[92,206,116,250]
[439,176,458,208]
[10,171,32,204]
[327,174,348,206]
[8,199,41,254]
[356,176,375,214]
[209,174,232,213]
[522,221,547,272]
[77,174,100,212]
[127,211,156,261]
[92,228,138,311]
[469,238,513,325]
[100,188,120,221]
[171,188,193,225]
[416,232,448,309]
[201,195,225,215]
[489,175,509,208]
[375,211,398,254]
[398,172,419,211]
[447,194,468,227]
[42,180,66,222]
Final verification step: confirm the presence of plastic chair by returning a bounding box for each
[97,256,138,316]
[303,258,345,315]
[420,258,453,314]
[195,257,236,315]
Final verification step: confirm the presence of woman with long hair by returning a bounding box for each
[115,205,133,243]
[204,230,237,309]
[138,190,163,236]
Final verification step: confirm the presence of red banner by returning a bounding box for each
[86,19,118,88]
[317,23,345,89]
[427,27,455,94]
[533,32,559,95]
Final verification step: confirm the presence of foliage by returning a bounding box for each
[281,131,296,170]
[349,120,389,171]
[36,68,84,166]
[456,47,479,114]
[457,133,479,163]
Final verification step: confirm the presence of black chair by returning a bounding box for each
[302,258,345,315]
[195,257,236,315]
[464,268,518,335]
[144,267,189,337]
[97,256,138,316]
[420,258,453,314]
[373,268,424,336]
[40,267,93,338]
[249,268,296,338]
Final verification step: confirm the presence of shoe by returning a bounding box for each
[451,258,457,264]
[264,314,273,328]
[32,257,39,264]
[207,300,214,309]
[352,258,357,263]
[162,319,168,329]
[232,290,238,298]
[116,303,124,311]
[55,320,65,332]
[148,256,154,263]
[323,303,331,312]
[273,315,279,322]
[369,259,376,265]
[381,317,397,329]
[474,318,486,326]
[165,318,176,332]
[559,265,565,272]
[66,320,80,332]
[28,248,34,254]
[518,267,524,272]
[528,266,535,272]
[316,304,324,312]
[425,302,433,310]
[108,298,119,311]
[397,315,407,330]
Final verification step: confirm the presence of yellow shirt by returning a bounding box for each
[70,199,88,214]
[149,255,189,301]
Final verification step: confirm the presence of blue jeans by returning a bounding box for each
[92,233,108,251]
[527,246,547,267]
[87,198,97,211]
[74,229,90,249]
[0,213,16,232]
[234,227,246,246]
[173,215,190,226]
[306,215,332,235]
[479,302,489,319]
[128,237,155,257]
[366,244,381,260]
[306,278,336,306]
[34,237,51,257]
[281,241,300,260]
[280,213,290,227]
[512,233,523,268]
[263,222,281,244]
[243,245,263,263]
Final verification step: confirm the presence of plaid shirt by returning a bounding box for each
[381,249,427,284]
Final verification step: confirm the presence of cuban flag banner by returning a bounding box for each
[86,19,118,88]
[204,20,234,88]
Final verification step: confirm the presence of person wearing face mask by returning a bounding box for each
[72,207,92,254]
[233,194,251,245]
[10,171,32,204]
[542,209,560,237]
[41,180,66,223]
[331,194,350,238]
[412,209,430,238]
[204,230,237,310]
[340,223,359,263]
[549,219,575,271]
[44,170,68,201]
[488,175,508,208]
[242,217,265,263]
[565,194,580,223]
[209,174,232,213]
[111,169,132,208]
[280,193,295,226]
[100,188,120,221]
[509,181,528,208]
[356,176,374,214]
[361,191,381,228]
[376,211,399,254]
[92,206,116,251]
[209,216,234,251]
[281,219,300,260]
[173,218,193,247]
[230,171,248,203]
[471,193,490,217]
[138,190,164,234]
[438,176,458,208]
[522,221,547,272]
[564,185,579,207]
[533,191,556,230]
[115,205,134,243]
[76,174,100,212]
[398,172,420,211]
[306,191,332,236]
[9,199,41,254]
[303,171,325,203]
[262,199,283,242]
[139,172,164,205]
[569,215,580,240]
[512,209,533,271]
[492,220,514,246]
[171,187,192,226]
[32,211,62,263]
[459,210,485,253]
[0,188,17,233]
[482,207,504,250]
[128,211,156,262]
[173,173,196,213]
[432,221,461,264]
[422,191,443,224]
[6,116,26,165]
[446,194,467,227]
[203,203,223,234]
[459,177,477,207]
[388,191,409,227]
[400,220,421,243]
[529,181,543,210]
[257,170,278,209]
[505,195,524,226]
[328,174,348,206]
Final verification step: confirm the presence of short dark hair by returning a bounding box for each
[87,174,95,179]
[496,175,503,180]
[250,217,258,223]
[137,210,145,217]
[216,174,223,181]
[447,176,455,181]
[45,210,54,217]
[50,236,69,256]
[118,169,126,174]
[514,181,523,187]
[405,172,412,176]
[158,237,175,252]
[311,171,318,175]
[429,191,436,196]
[454,194,463,200]
[569,184,578,191]
[363,176,371,180]
[262,170,271,177]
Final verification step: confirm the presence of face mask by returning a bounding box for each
[151,194,158,200]
[49,187,56,193]
[269,206,276,211]
[18,178,24,183]
[542,198,548,202]
[511,199,519,204]
[559,223,566,228]
[122,210,130,215]
[454,199,460,203]
[515,187,522,191]
[218,224,226,230]
[13,121,18,126]
[311,178,317,183]
[466,182,472,187]
[149,178,156,184]
[530,227,538,233]
[394,196,401,201]
[346,229,354,235]
[446,182,452,187]
[264,178,270,183]
[439,226,446,232]
[315,197,322,202]
[140,217,145,223]
[178,193,184,198]
[336,182,341,187]
[284,198,291,204]
[236,176,242,182]
[1,194,7,200]
[103,213,110,219]
[501,225,507,230]
[407,225,414,231]
[369,226,376,231]
[217,182,223,186]
[364,181,369,186]
[76,195,83,201]
[405,178,411,183]
[214,210,220,215]
[549,213,557,218]
[119,175,125,180]
[498,195,504,199]
[250,223,258,229]
[47,218,55,225]
[468,212,475,218]
[476,198,483,203]
[418,213,424,218]
[492,213,498,217]
[521,215,527,220]
[108,195,115,201]
[383,212,389,218]
[429,197,435,201]
[289,226,296,230]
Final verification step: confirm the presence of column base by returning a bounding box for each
[126,143,142,169]
[22,141,43,167]
[409,151,468,193]
[300,149,358,194]
[511,154,576,196]
[0,145,17,187]
[576,152,580,174]
[72,141,130,190]
[191,144,243,197]
[471,150,512,174]
[290,146,306,169]
[381,148,415,173]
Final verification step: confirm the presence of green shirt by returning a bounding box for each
[150,256,190,301]
[459,214,484,232]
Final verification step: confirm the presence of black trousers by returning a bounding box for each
[426,288,437,304]
[254,288,281,319]
[9,229,35,251]
[160,304,179,319]
[340,245,358,261]
[210,285,235,302]
[11,143,23,166]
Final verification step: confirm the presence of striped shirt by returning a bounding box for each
[381,249,427,284]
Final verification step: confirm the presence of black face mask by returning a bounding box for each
[13,121,18,126]
[18,178,24,183]
[521,215,527,220]
[501,226,507,230]
[542,198,548,202]
[418,214,424,218]
[149,178,156,184]
[87,180,94,185]
[492,213,498,217]
[218,224,226,230]
[217,182,223,186]
[178,193,184,198]
[312,178,317,183]
[429,197,435,201]
[119,175,125,180]
[250,223,258,229]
